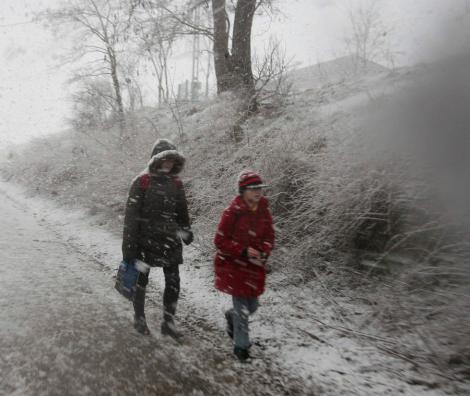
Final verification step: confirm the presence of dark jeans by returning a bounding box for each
[135,266,180,322]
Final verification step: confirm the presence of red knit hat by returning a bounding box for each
[238,170,267,193]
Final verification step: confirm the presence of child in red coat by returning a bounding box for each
[214,171,275,361]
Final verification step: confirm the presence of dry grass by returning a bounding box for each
[2,71,470,382]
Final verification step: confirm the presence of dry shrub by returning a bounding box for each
[3,70,470,379]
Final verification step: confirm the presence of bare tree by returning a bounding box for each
[70,78,116,130]
[131,0,178,105]
[121,61,144,111]
[344,0,393,72]
[211,0,279,109]
[252,36,292,107]
[44,0,135,138]
[156,0,272,103]
[212,0,256,96]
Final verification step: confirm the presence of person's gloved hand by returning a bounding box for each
[178,228,194,245]
[134,259,150,273]
[247,247,261,259]
[183,230,194,245]
[242,247,267,267]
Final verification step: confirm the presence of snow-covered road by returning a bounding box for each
[0,185,213,395]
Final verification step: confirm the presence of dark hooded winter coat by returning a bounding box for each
[122,140,190,267]
[214,195,275,298]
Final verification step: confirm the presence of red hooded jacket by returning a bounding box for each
[214,195,275,298]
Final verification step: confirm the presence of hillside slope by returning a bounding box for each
[287,55,389,93]
[2,61,470,393]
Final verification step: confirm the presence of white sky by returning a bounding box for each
[0,0,465,148]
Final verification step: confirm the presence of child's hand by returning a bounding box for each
[249,258,265,267]
[247,247,261,259]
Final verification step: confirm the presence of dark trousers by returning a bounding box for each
[134,266,180,322]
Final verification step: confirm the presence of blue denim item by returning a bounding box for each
[230,296,259,349]
[115,260,140,301]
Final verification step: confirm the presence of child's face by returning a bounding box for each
[243,187,264,204]
[160,160,175,173]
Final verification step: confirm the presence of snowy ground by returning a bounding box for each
[0,182,312,395]
[0,180,458,395]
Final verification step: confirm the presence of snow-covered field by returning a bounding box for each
[0,179,457,395]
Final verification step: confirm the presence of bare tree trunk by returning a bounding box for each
[161,49,170,102]
[211,0,232,93]
[211,0,257,109]
[136,83,144,108]
[147,48,163,105]
[232,0,256,91]
[88,0,126,138]
[159,75,164,105]
[108,47,126,136]
[205,50,211,98]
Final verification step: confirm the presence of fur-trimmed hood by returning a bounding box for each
[147,149,186,175]
[148,139,185,175]
[151,139,175,158]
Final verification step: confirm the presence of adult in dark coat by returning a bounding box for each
[122,139,193,338]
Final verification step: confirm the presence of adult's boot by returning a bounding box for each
[133,286,150,335]
[161,302,183,340]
